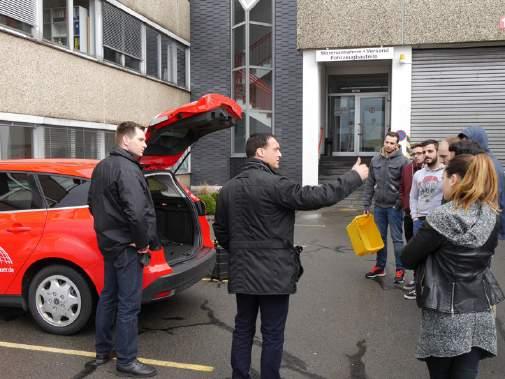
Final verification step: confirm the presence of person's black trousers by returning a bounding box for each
[95,247,143,365]
[404,211,414,242]
[231,294,290,379]
[425,347,482,379]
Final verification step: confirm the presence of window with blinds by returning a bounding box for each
[0,0,35,34]
[146,26,159,78]
[103,1,141,71]
[43,126,114,159]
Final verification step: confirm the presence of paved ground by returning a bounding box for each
[0,206,504,378]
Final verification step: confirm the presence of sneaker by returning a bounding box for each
[116,360,157,377]
[394,269,405,285]
[404,289,417,300]
[365,266,385,279]
[403,280,416,291]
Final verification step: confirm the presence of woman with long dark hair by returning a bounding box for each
[401,153,504,379]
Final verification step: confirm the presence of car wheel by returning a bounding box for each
[28,265,93,335]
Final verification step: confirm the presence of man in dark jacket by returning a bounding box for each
[214,133,368,379]
[363,131,408,284]
[458,126,505,239]
[87,121,158,377]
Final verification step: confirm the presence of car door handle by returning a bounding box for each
[6,226,32,233]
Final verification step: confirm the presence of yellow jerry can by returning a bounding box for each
[346,214,384,256]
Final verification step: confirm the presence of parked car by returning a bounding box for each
[0,94,241,335]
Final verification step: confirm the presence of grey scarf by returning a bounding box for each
[426,201,497,248]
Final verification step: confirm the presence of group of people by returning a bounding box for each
[363,126,505,378]
[85,120,504,379]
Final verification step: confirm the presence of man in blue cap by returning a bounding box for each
[458,126,505,239]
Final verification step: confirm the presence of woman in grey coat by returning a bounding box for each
[401,153,504,379]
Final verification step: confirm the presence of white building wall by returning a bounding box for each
[302,50,321,186]
[390,46,412,137]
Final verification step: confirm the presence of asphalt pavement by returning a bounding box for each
[0,206,504,378]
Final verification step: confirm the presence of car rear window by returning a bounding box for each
[0,172,43,211]
[37,174,90,208]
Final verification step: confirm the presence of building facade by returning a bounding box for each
[0,0,190,172]
[191,0,505,188]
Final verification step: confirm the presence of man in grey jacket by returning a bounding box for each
[363,131,408,284]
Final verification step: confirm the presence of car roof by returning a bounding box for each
[0,159,98,179]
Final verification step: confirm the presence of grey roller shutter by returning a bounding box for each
[411,47,505,164]
[0,0,36,25]
[103,2,142,59]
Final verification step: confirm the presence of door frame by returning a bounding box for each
[327,92,389,156]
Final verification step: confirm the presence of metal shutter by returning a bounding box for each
[411,47,505,164]
[103,2,141,59]
[0,0,35,25]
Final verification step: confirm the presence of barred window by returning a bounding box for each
[0,0,35,34]
[103,1,141,71]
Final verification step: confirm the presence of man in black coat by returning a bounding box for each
[88,121,159,377]
[214,133,368,379]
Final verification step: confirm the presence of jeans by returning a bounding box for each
[374,206,404,270]
[95,247,143,365]
[425,347,482,379]
[231,294,290,379]
[413,218,425,235]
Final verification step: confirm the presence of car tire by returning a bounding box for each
[28,265,93,335]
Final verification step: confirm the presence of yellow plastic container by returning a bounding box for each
[346,214,384,256]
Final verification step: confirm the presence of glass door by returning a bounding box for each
[358,95,386,153]
[328,93,387,155]
[328,95,355,153]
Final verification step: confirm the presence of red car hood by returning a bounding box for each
[140,94,242,170]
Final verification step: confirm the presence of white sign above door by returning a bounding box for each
[316,47,394,62]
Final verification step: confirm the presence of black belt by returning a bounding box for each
[229,240,291,249]
[418,216,426,220]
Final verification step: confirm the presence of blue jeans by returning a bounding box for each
[231,294,290,379]
[374,206,404,270]
[95,247,143,365]
[413,218,425,235]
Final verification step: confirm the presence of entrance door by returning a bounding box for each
[328,93,387,155]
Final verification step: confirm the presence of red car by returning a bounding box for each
[0,94,241,335]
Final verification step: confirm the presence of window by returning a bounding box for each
[37,174,90,208]
[0,0,35,34]
[231,0,273,154]
[103,1,142,72]
[43,0,94,54]
[43,125,115,159]
[146,26,160,78]
[0,172,43,211]
[0,123,33,159]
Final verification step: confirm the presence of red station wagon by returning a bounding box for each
[0,94,241,335]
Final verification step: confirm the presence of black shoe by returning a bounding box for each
[85,352,113,367]
[116,360,157,377]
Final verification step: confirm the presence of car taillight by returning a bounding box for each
[153,290,174,300]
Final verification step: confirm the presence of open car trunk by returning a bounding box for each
[146,172,197,265]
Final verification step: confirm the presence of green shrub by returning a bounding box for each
[211,191,219,202]
[198,193,216,215]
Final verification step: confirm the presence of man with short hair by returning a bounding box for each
[363,131,408,284]
[88,121,159,377]
[405,139,445,300]
[400,144,425,243]
[214,133,368,379]
[437,136,459,165]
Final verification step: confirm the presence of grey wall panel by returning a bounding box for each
[273,0,303,183]
[189,0,232,185]
[411,47,505,165]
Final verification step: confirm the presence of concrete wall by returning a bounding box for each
[118,0,190,41]
[0,33,190,126]
[298,0,505,49]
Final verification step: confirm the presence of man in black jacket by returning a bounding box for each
[88,121,158,377]
[214,133,368,379]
